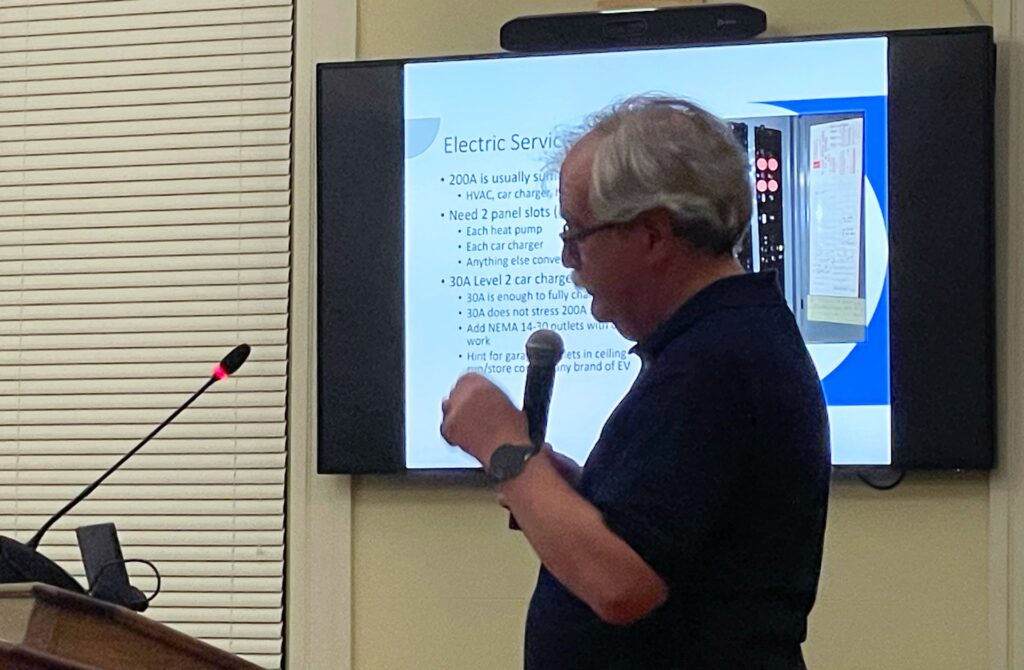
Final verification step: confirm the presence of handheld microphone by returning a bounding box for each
[523,329,564,448]
[0,344,251,594]
[510,330,563,531]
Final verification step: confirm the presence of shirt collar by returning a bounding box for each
[631,271,785,363]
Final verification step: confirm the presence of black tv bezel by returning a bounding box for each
[315,26,995,475]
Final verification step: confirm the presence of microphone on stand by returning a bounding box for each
[0,344,251,596]
[510,330,563,530]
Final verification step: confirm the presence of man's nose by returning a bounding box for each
[561,242,576,269]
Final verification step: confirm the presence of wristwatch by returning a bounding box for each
[487,443,538,482]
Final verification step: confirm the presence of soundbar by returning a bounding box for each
[500,4,767,53]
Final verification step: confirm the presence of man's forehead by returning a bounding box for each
[560,134,601,186]
[564,133,600,165]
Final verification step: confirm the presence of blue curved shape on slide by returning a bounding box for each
[405,117,441,159]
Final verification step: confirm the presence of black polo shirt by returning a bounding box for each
[524,272,831,669]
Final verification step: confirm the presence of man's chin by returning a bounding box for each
[589,301,636,340]
[589,299,610,323]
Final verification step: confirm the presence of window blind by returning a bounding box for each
[0,1,292,667]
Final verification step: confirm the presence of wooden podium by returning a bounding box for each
[0,584,262,670]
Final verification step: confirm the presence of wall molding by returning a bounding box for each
[287,1,358,668]
[991,1,1022,668]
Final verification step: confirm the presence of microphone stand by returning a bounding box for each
[26,377,215,550]
[0,345,250,596]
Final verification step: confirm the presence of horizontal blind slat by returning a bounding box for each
[0,483,285,502]
[5,67,292,97]
[0,426,285,442]
[238,656,281,668]
[0,438,285,456]
[1,400,284,414]
[0,37,292,67]
[3,282,288,297]
[46,574,283,596]
[0,161,289,186]
[1,222,287,245]
[5,266,291,281]
[0,406,286,425]
[9,550,283,570]
[3,236,288,260]
[0,206,290,229]
[133,591,283,607]
[1,191,290,215]
[156,622,280,639]
[0,130,290,158]
[0,500,283,516]
[0,51,291,81]
[0,177,289,205]
[0,6,293,38]
[2,299,287,321]
[0,314,288,335]
[0,144,289,169]
[238,655,281,667]
[0,0,290,22]
[6,513,284,531]
[158,613,281,627]
[2,504,282,520]
[0,285,288,306]
[0,331,285,353]
[131,573,283,589]
[0,348,286,370]
[0,21,290,53]
[0,99,291,127]
[0,113,291,142]
[0,344,286,364]
[21,529,285,545]
[1,464,286,483]
[3,321,288,342]
[2,450,286,467]
[2,253,289,276]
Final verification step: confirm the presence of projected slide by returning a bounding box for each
[403,37,891,468]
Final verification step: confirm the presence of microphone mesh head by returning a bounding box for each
[219,344,251,376]
[525,329,565,366]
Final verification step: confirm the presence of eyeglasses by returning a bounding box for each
[559,219,640,264]
[559,219,637,245]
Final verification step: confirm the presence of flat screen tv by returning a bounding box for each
[316,26,994,474]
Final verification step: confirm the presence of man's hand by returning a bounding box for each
[546,447,582,489]
[440,372,530,468]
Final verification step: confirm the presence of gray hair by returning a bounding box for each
[562,94,752,255]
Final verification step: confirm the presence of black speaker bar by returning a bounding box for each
[500,4,767,53]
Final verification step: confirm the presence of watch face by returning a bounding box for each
[489,445,531,481]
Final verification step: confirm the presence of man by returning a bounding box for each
[440,95,830,669]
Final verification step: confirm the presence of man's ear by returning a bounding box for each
[639,207,679,252]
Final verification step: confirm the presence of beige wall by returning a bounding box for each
[356,0,992,57]
[348,2,994,668]
[351,477,990,670]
